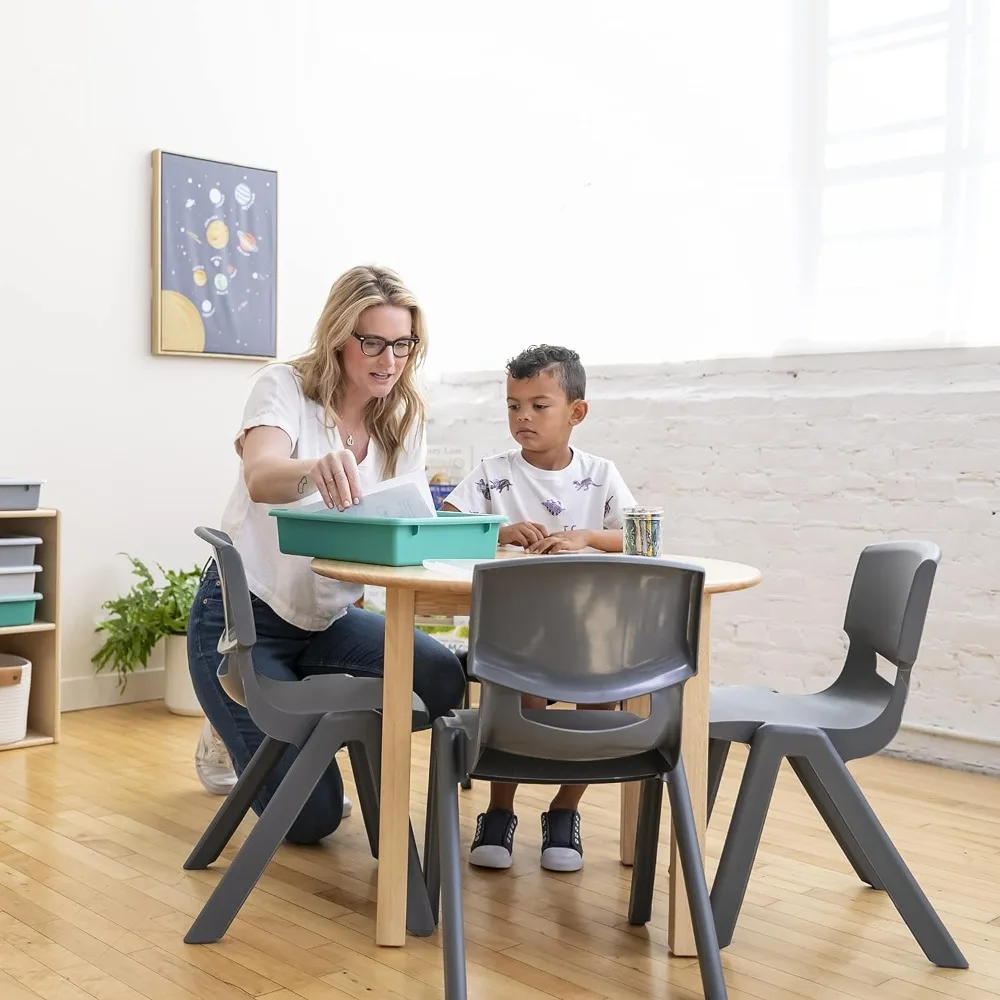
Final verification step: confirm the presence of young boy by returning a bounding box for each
[442,344,637,872]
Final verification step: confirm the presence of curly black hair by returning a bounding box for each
[506,344,586,402]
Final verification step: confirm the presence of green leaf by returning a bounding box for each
[91,553,203,693]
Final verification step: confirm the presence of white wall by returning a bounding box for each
[0,0,801,707]
[429,348,1000,773]
[2,0,997,731]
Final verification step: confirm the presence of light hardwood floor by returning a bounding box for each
[0,701,997,999]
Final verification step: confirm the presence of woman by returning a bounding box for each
[188,264,467,844]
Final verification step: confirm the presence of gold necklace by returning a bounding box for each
[341,420,363,448]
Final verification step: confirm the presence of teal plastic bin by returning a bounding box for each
[270,509,506,567]
[0,593,41,628]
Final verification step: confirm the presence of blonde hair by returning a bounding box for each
[288,265,427,478]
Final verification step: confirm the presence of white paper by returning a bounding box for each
[301,471,437,519]
[422,558,493,580]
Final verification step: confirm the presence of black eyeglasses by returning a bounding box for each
[352,333,420,358]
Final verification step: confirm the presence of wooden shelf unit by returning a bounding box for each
[0,508,60,750]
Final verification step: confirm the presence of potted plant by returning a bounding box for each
[92,554,204,715]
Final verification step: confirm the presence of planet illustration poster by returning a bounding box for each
[151,149,277,358]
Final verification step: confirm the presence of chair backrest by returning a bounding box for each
[829,540,941,759]
[194,526,257,709]
[842,540,940,671]
[466,555,705,762]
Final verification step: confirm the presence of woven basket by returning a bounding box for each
[0,654,31,744]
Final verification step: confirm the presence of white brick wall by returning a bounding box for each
[427,347,1000,772]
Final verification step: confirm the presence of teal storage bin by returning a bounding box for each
[0,593,41,628]
[270,510,506,567]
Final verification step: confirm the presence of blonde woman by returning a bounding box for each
[187,265,466,844]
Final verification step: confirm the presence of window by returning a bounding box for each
[795,0,1000,350]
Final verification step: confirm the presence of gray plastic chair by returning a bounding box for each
[707,540,967,969]
[183,527,435,944]
[424,555,728,1000]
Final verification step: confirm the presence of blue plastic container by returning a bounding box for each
[270,509,506,567]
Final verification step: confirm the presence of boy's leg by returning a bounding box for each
[540,701,617,872]
[469,693,548,869]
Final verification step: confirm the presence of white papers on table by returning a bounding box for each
[301,471,437,519]
[421,559,493,581]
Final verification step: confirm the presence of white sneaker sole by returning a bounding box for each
[541,847,583,872]
[196,772,237,796]
[469,844,513,869]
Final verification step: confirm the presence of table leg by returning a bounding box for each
[376,586,416,947]
[667,593,712,956]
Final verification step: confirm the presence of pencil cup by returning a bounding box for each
[623,506,663,558]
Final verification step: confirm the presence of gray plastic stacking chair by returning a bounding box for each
[707,540,967,969]
[424,555,729,1000]
[183,527,435,945]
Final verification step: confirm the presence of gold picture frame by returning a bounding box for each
[151,149,278,359]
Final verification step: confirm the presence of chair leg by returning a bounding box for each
[707,738,731,823]
[184,735,287,871]
[627,778,663,925]
[436,725,468,1000]
[460,683,472,790]
[406,823,436,937]
[787,755,883,890]
[796,745,967,969]
[710,738,784,948]
[347,741,380,859]
[668,758,729,1000]
[424,737,441,924]
[184,724,341,944]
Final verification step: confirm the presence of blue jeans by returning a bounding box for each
[187,561,466,845]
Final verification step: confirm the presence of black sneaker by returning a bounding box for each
[540,809,584,872]
[469,808,517,869]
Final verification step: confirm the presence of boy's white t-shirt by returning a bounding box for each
[220,363,427,631]
[444,447,637,534]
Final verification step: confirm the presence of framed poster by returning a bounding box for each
[151,149,277,359]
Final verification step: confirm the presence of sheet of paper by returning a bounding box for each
[301,470,437,519]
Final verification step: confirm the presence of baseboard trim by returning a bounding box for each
[884,725,1000,776]
[61,667,165,712]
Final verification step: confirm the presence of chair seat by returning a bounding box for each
[446,708,676,784]
[259,673,430,727]
[709,682,890,744]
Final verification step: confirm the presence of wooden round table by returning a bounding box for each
[312,551,761,953]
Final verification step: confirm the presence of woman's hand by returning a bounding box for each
[526,529,592,555]
[309,450,362,510]
[499,521,549,548]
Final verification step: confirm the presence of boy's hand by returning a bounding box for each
[499,521,549,548]
[526,529,592,555]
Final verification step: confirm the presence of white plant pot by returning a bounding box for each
[163,633,203,717]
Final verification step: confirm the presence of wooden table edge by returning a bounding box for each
[310,554,763,597]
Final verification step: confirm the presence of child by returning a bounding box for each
[442,344,637,872]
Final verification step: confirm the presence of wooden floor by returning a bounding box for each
[0,703,997,999]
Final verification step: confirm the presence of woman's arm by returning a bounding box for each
[242,426,360,509]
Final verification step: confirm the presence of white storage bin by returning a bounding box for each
[0,654,31,744]
[0,479,44,510]
[0,565,42,597]
[0,536,42,569]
